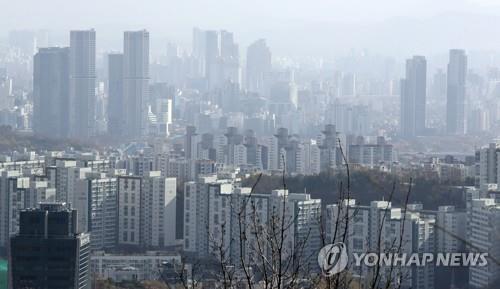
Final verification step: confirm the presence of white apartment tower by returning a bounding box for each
[117,176,142,246]
[468,199,500,288]
[183,175,230,255]
[76,173,118,250]
[478,143,500,189]
[141,172,177,248]
[435,206,467,253]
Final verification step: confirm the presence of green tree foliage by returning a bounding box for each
[242,169,466,209]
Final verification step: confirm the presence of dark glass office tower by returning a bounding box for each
[9,203,90,289]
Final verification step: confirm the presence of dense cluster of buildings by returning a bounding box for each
[4,32,500,145]
[0,139,498,288]
[2,26,500,289]
[0,28,395,141]
[323,175,500,289]
[0,150,178,254]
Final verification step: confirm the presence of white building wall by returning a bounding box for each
[117,176,141,246]
[468,199,500,288]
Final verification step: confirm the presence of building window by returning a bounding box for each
[353,238,364,250]
[354,224,364,235]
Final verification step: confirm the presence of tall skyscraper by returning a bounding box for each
[319,124,340,172]
[220,30,237,59]
[400,55,427,137]
[185,126,198,159]
[220,30,240,86]
[33,47,70,138]
[246,39,271,97]
[192,27,206,77]
[205,30,219,89]
[69,29,96,139]
[446,49,467,135]
[191,28,239,90]
[123,30,150,138]
[9,203,90,289]
[107,53,124,136]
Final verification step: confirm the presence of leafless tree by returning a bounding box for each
[159,255,200,289]
[172,139,432,289]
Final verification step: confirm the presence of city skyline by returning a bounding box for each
[3,1,500,288]
[4,0,500,58]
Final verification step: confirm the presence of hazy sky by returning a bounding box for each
[2,0,499,26]
[2,0,500,57]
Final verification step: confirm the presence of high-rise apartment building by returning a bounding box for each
[46,159,90,205]
[192,27,206,77]
[348,136,394,168]
[185,126,199,160]
[0,171,55,250]
[400,55,427,137]
[319,125,341,172]
[446,49,467,135]
[468,199,500,288]
[435,206,467,253]
[477,143,500,189]
[205,30,220,90]
[77,173,118,251]
[69,30,96,139]
[246,39,271,97]
[183,175,226,256]
[141,173,177,248]
[107,53,124,136]
[116,173,177,248]
[184,176,321,268]
[123,30,149,138]
[220,30,240,85]
[326,200,435,289]
[117,176,142,246]
[33,47,70,138]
